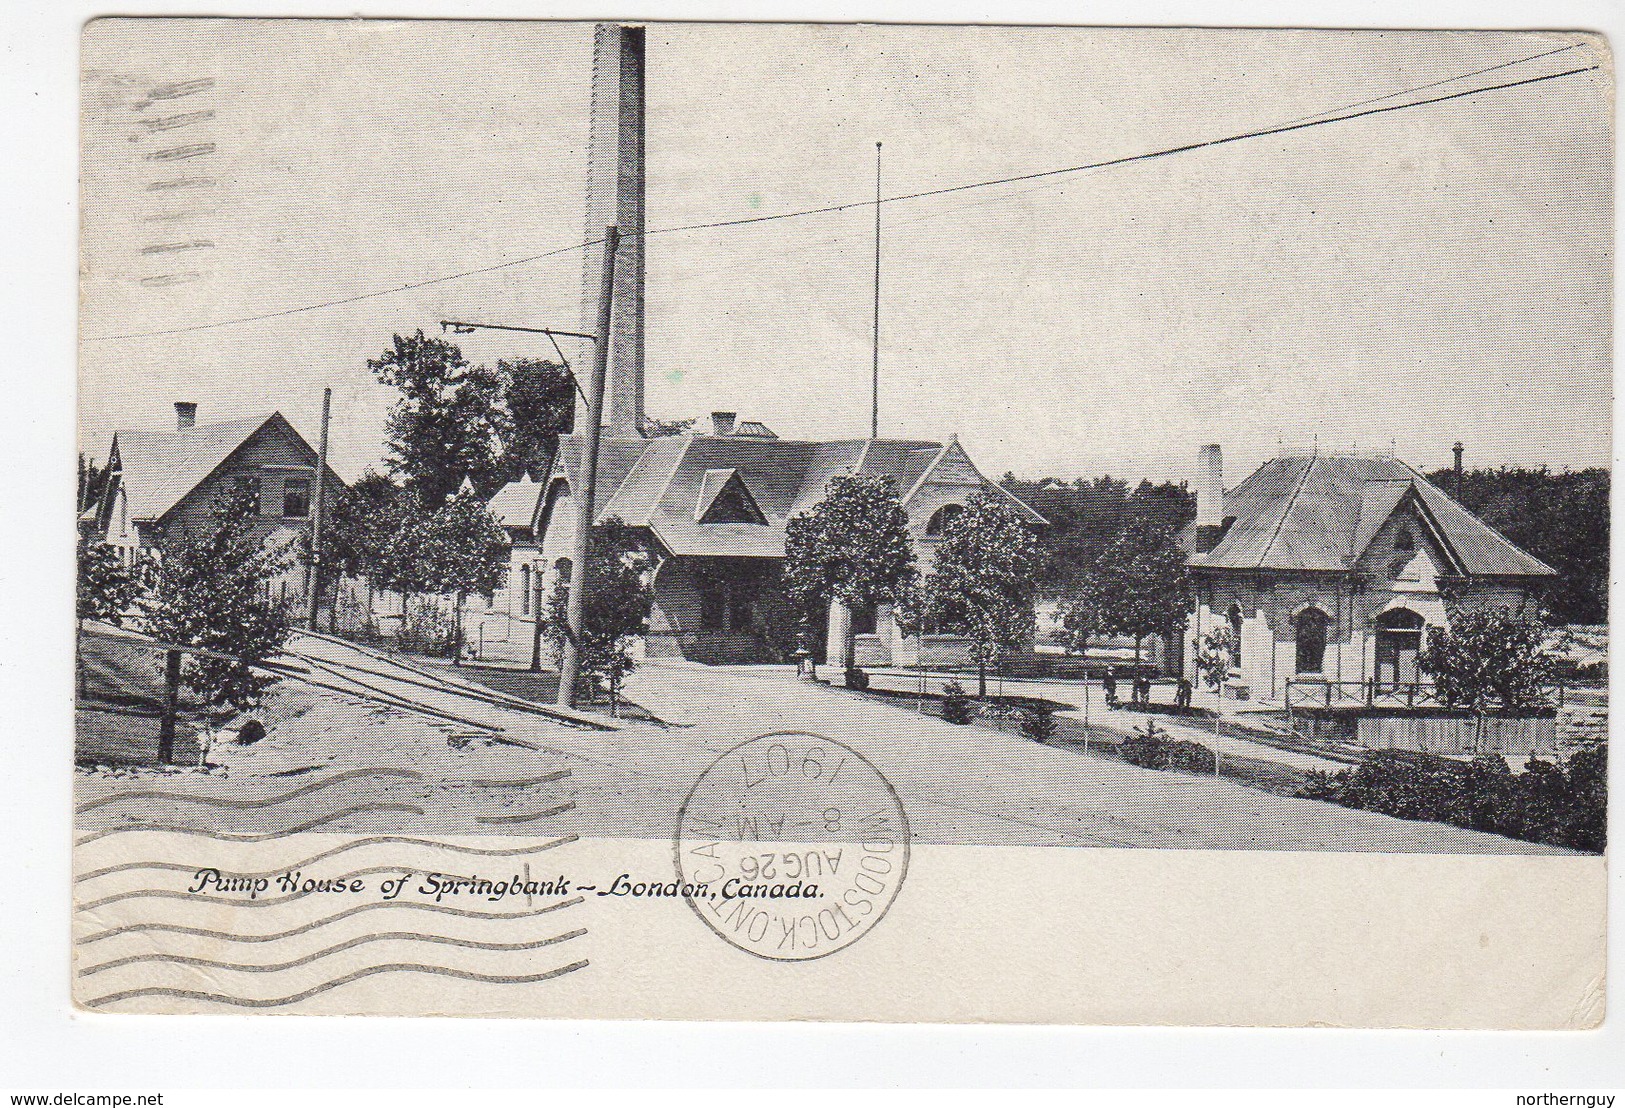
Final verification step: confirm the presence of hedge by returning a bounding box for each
[1298,745,1605,853]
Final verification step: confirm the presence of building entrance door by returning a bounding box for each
[1374,608,1424,691]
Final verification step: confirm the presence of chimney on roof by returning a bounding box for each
[1453,441,1465,501]
[1194,444,1226,554]
[711,411,736,437]
[174,402,197,430]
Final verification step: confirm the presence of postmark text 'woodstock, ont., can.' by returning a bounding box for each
[674,731,910,961]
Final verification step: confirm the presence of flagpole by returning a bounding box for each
[871,140,882,440]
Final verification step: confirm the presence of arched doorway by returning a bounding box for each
[1374,608,1425,691]
[1294,607,1330,675]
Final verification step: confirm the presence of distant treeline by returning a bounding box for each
[1423,466,1609,626]
[997,475,1194,597]
[999,466,1609,626]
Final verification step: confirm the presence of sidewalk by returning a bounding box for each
[857,667,1350,774]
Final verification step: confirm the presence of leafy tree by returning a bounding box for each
[1093,517,1191,664]
[1418,606,1559,714]
[76,539,149,625]
[1425,465,1609,625]
[998,473,1194,597]
[545,519,653,706]
[1057,568,1110,658]
[497,356,575,483]
[374,489,508,660]
[369,333,575,503]
[642,415,696,437]
[903,490,1042,697]
[784,475,917,682]
[142,487,294,711]
[1193,624,1238,693]
[324,471,405,581]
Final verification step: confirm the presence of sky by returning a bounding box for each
[78,20,1613,489]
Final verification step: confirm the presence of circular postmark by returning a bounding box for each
[674,730,910,961]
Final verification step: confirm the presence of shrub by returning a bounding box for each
[1019,704,1058,743]
[940,680,973,725]
[1297,745,1605,853]
[396,597,457,656]
[1120,720,1216,774]
[844,666,870,690]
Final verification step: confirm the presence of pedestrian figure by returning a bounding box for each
[1175,677,1193,710]
[1102,670,1119,708]
[1133,674,1151,707]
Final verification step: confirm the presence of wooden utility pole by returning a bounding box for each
[157,648,181,764]
[557,224,619,708]
[306,386,332,630]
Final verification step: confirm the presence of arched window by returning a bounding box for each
[1226,603,1244,668]
[925,503,965,537]
[1394,528,1414,552]
[1294,607,1331,675]
[851,602,878,636]
[519,564,532,615]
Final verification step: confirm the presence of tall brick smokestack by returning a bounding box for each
[576,23,646,438]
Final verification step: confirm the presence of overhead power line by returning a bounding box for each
[86,58,1599,343]
[641,62,1599,238]
[1273,41,1581,126]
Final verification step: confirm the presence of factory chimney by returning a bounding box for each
[576,23,646,439]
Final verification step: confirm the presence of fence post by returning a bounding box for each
[156,648,181,764]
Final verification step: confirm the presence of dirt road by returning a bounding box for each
[75,636,1571,854]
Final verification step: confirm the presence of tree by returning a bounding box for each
[1193,624,1238,693]
[783,475,917,683]
[374,489,509,661]
[1418,606,1559,715]
[1425,465,1609,625]
[369,333,575,503]
[904,490,1042,697]
[1057,568,1110,659]
[544,519,653,707]
[1092,516,1191,665]
[142,487,294,713]
[496,356,575,484]
[325,471,405,581]
[641,414,696,437]
[77,539,148,626]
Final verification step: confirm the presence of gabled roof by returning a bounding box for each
[694,468,767,524]
[108,411,331,524]
[1186,454,1554,577]
[487,476,545,532]
[544,430,1041,559]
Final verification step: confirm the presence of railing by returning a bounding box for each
[1284,678,1567,713]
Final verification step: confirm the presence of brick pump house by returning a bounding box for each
[83,403,345,605]
[1180,444,1555,704]
[485,416,1041,667]
[478,24,1041,669]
